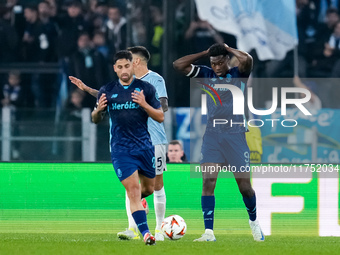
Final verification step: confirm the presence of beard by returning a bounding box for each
[120,73,131,82]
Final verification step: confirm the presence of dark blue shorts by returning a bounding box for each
[200,132,250,172]
[111,147,156,181]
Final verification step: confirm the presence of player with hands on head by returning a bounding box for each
[173,43,264,242]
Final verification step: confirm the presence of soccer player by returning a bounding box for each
[173,43,265,242]
[69,46,168,241]
[92,50,164,245]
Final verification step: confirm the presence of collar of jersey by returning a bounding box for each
[119,77,136,89]
[139,70,151,80]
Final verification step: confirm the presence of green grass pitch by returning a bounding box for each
[0,163,339,254]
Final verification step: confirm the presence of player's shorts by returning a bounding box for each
[111,147,156,182]
[155,144,167,175]
[200,131,250,172]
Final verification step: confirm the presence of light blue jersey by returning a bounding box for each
[140,70,168,145]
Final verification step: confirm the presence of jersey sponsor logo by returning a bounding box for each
[111,101,140,110]
[111,94,118,98]
[135,88,141,92]
[210,83,230,91]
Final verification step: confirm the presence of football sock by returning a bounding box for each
[132,210,150,237]
[201,195,215,230]
[154,187,166,230]
[243,194,257,221]
[125,191,138,231]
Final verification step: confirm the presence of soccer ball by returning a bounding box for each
[161,215,187,240]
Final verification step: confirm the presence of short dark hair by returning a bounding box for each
[0,7,11,18]
[39,1,51,7]
[208,43,228,57]
[326,7,339,15]
[67,0,82,8]
[109,5,121,11]
[9,70,21,79]
[169,140,183,149]
[78,31,90,38]
[113,50,133,64]
[25,4,38,12]
[127,46,151,62]
[96,0,108,7]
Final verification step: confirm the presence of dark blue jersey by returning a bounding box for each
[97,78,161,153]
[190,65,249,134]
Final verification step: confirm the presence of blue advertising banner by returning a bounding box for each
[260,109,340,163]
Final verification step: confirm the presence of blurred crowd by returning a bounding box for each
[0,0,166,110]
[0,0,340,111]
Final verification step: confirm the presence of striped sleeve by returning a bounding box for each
[186,64,201,78]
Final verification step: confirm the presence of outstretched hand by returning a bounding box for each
[69,76,87,91]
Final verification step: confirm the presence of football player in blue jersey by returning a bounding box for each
[173,43,264,242]
[91,50,163,245]
[69,46,168,241]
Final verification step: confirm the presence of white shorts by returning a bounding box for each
[155,144,167,175]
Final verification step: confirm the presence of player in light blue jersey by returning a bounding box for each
[124,46,168,241]
[69,46,168,241]
[173,43,264,242]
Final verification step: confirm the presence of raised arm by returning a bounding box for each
[131,90,164,123]
[173,50,209,75]
[225,44,253,74]
[69,76,99,98]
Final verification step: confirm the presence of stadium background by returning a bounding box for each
[0,0,340,163]
[1,162,336,237]
[0,0,340,253]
